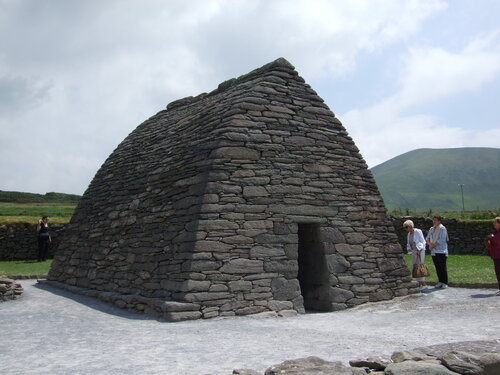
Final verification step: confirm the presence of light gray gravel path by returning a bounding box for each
[1,280,499,375]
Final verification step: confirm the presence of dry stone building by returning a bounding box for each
[47,58,417,321]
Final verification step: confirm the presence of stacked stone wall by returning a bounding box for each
[0,223,65,261]
[0,277,24,301]
[47,58,417,321]
[391,217,493,255]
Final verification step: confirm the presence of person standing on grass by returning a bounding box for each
[36,215,51,262]
[403,220,428,290]
[485,217,500,296]
[426,215,449,289]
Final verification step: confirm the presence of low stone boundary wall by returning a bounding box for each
[391,217,493,255]
[231,339,500,374]
[0,223,66,261]
[1,217,495,260]
[0,277,24,301]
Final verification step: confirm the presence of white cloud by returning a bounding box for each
[342,30,500,167]
[0,0,467,194]
[395,30,500,109]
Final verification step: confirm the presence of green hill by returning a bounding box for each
[0,190,81,203]
[370,147,500,212]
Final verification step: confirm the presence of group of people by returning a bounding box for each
[404,215,500,296]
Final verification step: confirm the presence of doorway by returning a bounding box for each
[297,224,331,311]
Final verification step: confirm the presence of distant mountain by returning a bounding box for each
[370,147,500,212]
[0,190,81,203]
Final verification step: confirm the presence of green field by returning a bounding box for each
[403,254,497,285]
[0,190,79,224]
[0,202,77,224]
[0,260,53,277]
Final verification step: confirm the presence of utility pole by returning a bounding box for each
[458,184,465,216]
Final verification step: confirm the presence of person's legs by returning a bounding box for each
[38,237,49,261]
[41,240,49,261]
[440,254,448,285]
[37,237,44,262]
[432,255,442,284]
[493,258,500,291]
[432,254,448,286]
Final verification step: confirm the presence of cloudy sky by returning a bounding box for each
[1,0,499,195]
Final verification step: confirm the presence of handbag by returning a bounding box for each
[412,263,430,278]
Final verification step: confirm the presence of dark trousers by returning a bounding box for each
[494,258,500,290]
[38,237,50,262]
[432,254,448,285]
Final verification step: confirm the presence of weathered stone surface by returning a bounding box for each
[344,232,369,244]
[479,353,500,375]
[160,301,201,312]
[271,278,301,300]
[265,356,366,375]
[320,227,346,243]
[385,360,460,375]
[440,351,484,374]
[232,369,261,375]
[243,186,269,197]
[264,260,298,274]
[268,300,294,311]
[220,259,264,274]
[335,244,363,257]
[441,351,500,375]
[210,147,260,160]
[349,356,391,371]
[329,287,355,303]
[228,280,252,292]
[250,245,286,258]
[391,350,437,363]
[164,310,202,322]
[0,277,24,302]
[326,254,350,274]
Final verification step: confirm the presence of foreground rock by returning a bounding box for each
[230,340,500,375]
[0,277,24,301]
[264,356,366,375]
[384,360,460,374]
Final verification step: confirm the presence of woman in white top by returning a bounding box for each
[403,220,427,288]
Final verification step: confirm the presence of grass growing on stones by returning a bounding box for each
[0,260,53,277]
[403,254,497,285]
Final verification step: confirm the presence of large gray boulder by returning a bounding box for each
[385,361,460,375]
[264,356,365,375]
[441,351,500,375]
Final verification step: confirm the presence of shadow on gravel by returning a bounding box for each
[470,293,497,299]
[34,281,158,321]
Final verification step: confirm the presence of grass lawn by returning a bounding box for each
[403,254,497,285]
[0,202,75,224]
[0,259,53,277]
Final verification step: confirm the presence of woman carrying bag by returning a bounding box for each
[403,220,429,291]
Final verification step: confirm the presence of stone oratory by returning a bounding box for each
[47,58,417,321]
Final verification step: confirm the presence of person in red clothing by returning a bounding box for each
[485,217,500,296]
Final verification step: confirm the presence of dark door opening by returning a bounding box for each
[297,223,331,311]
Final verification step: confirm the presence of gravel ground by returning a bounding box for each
[1,280,499,375]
